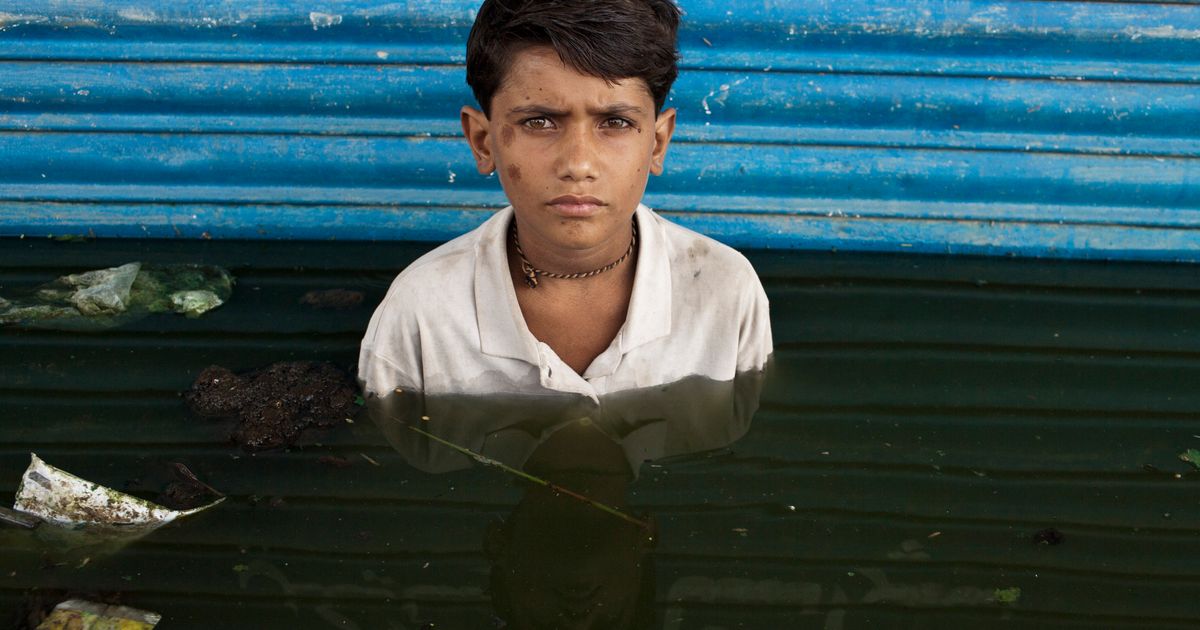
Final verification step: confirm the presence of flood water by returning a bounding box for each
[3,237,1200,629]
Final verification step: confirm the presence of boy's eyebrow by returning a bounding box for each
[594,103,647,117]
[506,103,647,117]
[507,104,570,117]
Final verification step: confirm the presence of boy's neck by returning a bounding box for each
[509,219,638,280]
[506,236,638,375]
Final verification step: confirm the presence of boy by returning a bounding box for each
[359,0,772,400]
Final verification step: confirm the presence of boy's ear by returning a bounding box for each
[649,107,676,176]
[461,106,495,174]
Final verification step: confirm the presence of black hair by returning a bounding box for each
[466,0,682,116]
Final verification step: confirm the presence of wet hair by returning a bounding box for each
[466,0,682,116]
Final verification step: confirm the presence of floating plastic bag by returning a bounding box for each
[13,453,222,551]
[0,263,233,330]
[63,262,141,316]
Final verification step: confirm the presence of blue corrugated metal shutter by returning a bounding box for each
[1,1,1198,260]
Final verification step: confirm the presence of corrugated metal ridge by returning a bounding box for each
[2,1,1199,81]
[1,139,1194,208]
[1,0,1199,259]
[3,65,1197,157]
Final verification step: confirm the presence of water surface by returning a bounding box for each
[3,238,1200,629]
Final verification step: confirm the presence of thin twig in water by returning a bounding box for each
[401,421,651,532]
[171,463,224,497]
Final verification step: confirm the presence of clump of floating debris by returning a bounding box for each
[185,361,360,450]
[0,262,233,330]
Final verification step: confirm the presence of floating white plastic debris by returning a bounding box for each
[36,598,161,629]
[14,453,222,536]
[0,262,233,330]
[64,262,141,316]
[169,289,224,318]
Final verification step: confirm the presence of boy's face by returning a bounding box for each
[461,46,676,255]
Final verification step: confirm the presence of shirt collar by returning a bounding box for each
[474,204,673,365]
[621,203,673,352]
[475,207,539,363]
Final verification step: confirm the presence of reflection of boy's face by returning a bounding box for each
[462,46,676,255]
[487,421,652,629]
[492,486,650,629]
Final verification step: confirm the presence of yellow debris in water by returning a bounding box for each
[36,599,161,629]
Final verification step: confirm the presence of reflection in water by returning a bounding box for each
[365,370,767,629]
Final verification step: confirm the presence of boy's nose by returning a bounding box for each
[557,127,599,182]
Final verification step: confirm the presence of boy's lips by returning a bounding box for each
[548,195,605,217]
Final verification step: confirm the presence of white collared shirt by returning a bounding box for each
[358,204,772,401]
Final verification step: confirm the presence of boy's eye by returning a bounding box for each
[601,117,634,129]
[522,117,553,130]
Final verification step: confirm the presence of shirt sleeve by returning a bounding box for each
[358,285,424,396]
[736,269,773,373]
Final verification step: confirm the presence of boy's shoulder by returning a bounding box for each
[365,213,504,351]
[379,211,504,300]
[647,209,762,286]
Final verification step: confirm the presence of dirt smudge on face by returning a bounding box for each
[501,124,515,147]
[507,164,522,181]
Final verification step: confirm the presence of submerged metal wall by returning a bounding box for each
[0,1,1198,260]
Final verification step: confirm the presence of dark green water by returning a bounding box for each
[3,238,1200,629]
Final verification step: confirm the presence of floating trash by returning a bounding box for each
[0,504,41,529]
[36,598,161,629]
[185,361,360,450]
[12,454,222,552]
[0,262,233,330]
[992,586,1022,605]
[61,262,141,316]
[169,289,225,318]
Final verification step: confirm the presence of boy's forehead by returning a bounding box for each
[493,46,654,110]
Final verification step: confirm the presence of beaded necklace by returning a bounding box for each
[510,220,637,289]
